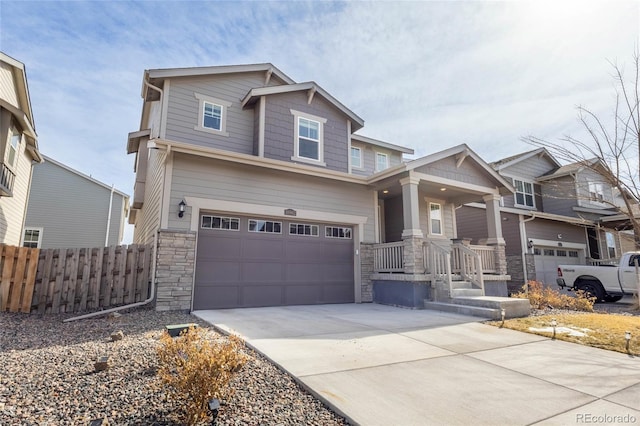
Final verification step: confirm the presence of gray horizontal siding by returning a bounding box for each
[263,92,348,172]
[167,153,375,241]
[133,149,166,245]
[540,176,577,216]
[525,218,586,244]
[25,160,127,248]
[351,142,403,176]
[164,73,279,154]
[500,155,556,181]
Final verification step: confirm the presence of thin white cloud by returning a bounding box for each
[1,0,638,243]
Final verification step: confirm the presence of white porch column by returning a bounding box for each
[483,193,505,245]
[399,175,423,239]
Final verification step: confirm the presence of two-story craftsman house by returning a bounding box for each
[127,63,527,317]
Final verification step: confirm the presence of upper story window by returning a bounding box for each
[7,125,21,167]
[376,152,389,171]
[588,182,604,203]
[290,109,326,166]
[194,93,232,136]
[514,179,534,208]
[429,202,442,235]
[351,146,363,169]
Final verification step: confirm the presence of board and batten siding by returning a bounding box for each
[263,92,349,173]
[24,160,127,248]
[163,73,281,155]
[0,135,33,245]
[167,153,376,242]
[0,62,19,107]
[133,148,166,245]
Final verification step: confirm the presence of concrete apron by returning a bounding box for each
[193,303,640,426]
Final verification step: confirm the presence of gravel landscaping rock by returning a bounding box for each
[0,307,347,425]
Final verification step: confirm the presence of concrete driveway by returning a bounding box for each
[193,304,640,426]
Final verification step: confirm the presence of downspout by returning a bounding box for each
[520,212,536,283]
[104,184,114,246]
[64,231,158,322]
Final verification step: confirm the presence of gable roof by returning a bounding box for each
[0,52,42,163]
[370,143,515,195]
[351,134,414,154]
[146,62,295,85]
[537,157,601,181]
[40,155,130,200]
[490,148,560,171]
[241,81,365,131]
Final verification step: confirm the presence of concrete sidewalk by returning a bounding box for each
[193,304,640,426]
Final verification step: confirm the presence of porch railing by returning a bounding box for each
[452,243,485,294]
[372,241,404,272]
[425,241,453,294]
[469,245,496,273]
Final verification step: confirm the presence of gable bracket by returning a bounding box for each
[307,86,316,104]
[455,149,470,168]
[264,68,273,86]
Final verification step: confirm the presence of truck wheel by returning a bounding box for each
[576,280,605,303]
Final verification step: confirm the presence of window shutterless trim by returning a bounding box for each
[513,178,535,208]
[351,146,363,169]
[248,219,282,234]
[290,109,327,166]
[289,223,319,237]
[22,227,43,248]
[194,93,232,136]
[325,226,352,239]
[375,151,389,172]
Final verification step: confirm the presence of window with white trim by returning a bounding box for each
[249,219,282,233]
[351,146,362,169]
[568,250,579,258]
[429,202,442,235]
[7,125,21,167]
[289,223,319,236]
[514,179,534,208]
[325,226,352,239]
[376,152,389,171]
[194,93,232,136]
[606,232,616,258]
[23,228,42,248]
[290,110,326,165]
[201,215,239,231]
[588,182,604,202]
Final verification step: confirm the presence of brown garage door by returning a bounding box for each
[193,214,355,309]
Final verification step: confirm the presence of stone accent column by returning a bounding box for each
[359,243,374,302]
[492,243,507,275]
[155,229,196,311]
[403,236,426,274]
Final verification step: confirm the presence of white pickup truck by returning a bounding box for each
[557,252,640,302]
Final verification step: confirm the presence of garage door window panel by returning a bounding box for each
[202,215,239,231]
[249,219,282,233]
[289,223,319,236]
[326,226,352,239]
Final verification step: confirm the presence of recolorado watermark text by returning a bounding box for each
[576,413,637,424]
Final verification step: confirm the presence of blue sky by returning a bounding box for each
[1,0,638,243]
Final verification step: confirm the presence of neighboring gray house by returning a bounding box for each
[23,155,129,248]
[127,63,524,316]
[456,148,638,293]
[0,52,42,246]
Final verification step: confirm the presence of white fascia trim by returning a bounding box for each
[347,120,352,173]
[184,197,368,232]
[147,63,296,85]
[148,138,367,184]
[160,151,174,229]
[494,148,560,171]
[413,172,500,196]
[258,96,266,157]
[159,79,170,139]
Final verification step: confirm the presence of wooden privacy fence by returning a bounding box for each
[0,244,152,314]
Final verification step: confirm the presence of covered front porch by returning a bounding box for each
[361,145,526,317]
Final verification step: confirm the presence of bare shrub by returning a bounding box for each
[512,280,595,312]
[157,326,247,425]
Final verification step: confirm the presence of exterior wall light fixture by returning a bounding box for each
[178,200,186,218]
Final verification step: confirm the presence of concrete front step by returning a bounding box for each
[451,281,472,289]
[425,296,531,319]
[450,288,484,297]
[424,301,502,319]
